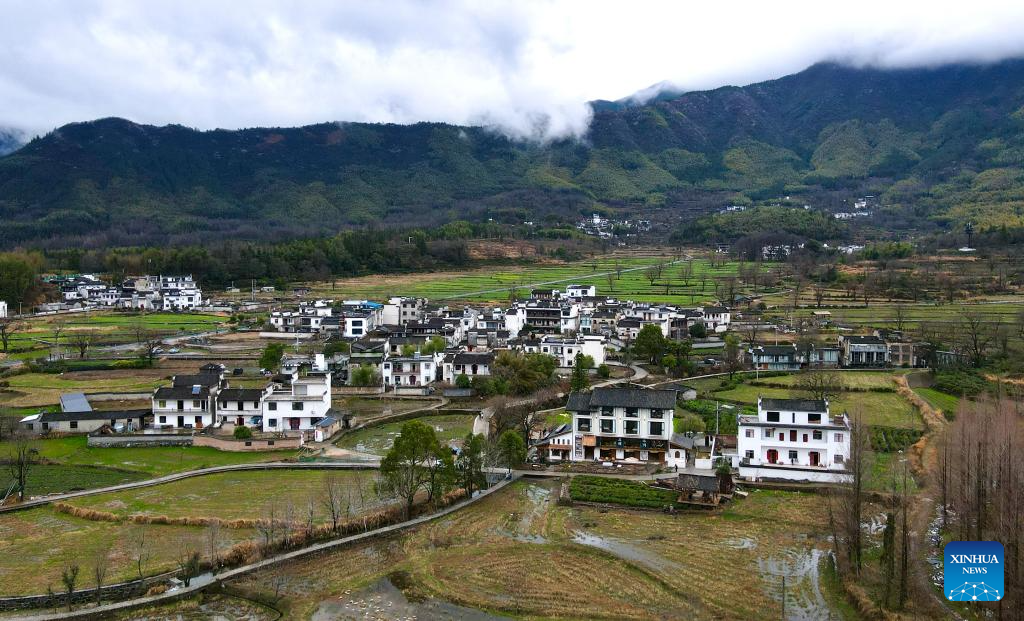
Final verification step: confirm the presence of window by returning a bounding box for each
[625,408,638,418]
[601,406,614,416]
[625,420,639,435]
[803,434,808,443]
[268,440,274,446]
[808,413,821,424]
[192,400,201,408]
[764,429,773,438]
[766,411,780,422]
[268,402,277,411]
[745,450,754,459]
[159,416,166,424]
[601,419,615,433]
[268,418,277,428]
[745,429,755,438]
[25,423,33,430]
[158,400,167,408]
[834,454,845,464]
[69,420,78,429]
[577,418,591,432]
[790,430,797,442]
[813,430,823,440]
[42,422,49,431]
[195,416,202,424]
[834,433,844,443]
[650,409,664,419]
[788,450,798,461]
[292,402,303,411]
[649,421,664,436]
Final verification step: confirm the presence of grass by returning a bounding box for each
[65,469,383,523]
[913,388,961,417]
[0,463,148,497]
[226,481,843,620]
[0,435,292,478]
[755,371,902,390]
[713,382,923,429]
[4,311,225,350]
[335,414,475,455]
[306,255,754,305]
[0,372,168,408]
[542,408,570,427]
[0,469,389,596]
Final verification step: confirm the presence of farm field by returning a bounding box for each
[754,370,904,390]
[0,463,148,498]
[713,383,921,429]
[305,254,758,305]
[0,371,168,408]
[332,396,440,423]
[0,435,292,479]
[0,469,391,596]
[335,414,475,455]
[226,480,846,620]
[65,469,384,523]
[912,387,961,418]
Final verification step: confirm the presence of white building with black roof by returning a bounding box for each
[737,397,851,483]
[566,387,677,463]
[152,373,223,429]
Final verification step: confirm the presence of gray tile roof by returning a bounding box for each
[566,387,678,411]
[171,374,220,388]
[217,388,266,401]
[39,408,150,422]
[155,385,211,400]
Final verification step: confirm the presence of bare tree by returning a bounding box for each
[958,311,994,368]
[794,370,844,402]
[60,560,79,612]
[0,317,23,353]
[322,473,348,533]
[812,282,827,308]
[128,526,151,579]
[205,523,222,572]
[842,413,871,576]
[6,437,39,501]
[69,330,96,359]
[50,319,67,360]
[892,304,907,333]
[92,543,111,605]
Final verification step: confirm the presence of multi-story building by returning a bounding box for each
[216,387,269,426]
[526,334,606,368]
[565,284,596,299]
[566,387,677,463]
[382,297,427,326]
[737,397,851,483]
[382,353,441,387]
[152,373,223,429]
[839,335,889,367]
[442,351,495,384]
[700,306,732,333]
[261,368,332,433]
[749,344,801,371]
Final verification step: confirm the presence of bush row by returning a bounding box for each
[868,426,923,453]
[569,475,680,509]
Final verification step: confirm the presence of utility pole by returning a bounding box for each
[781,575,786,620]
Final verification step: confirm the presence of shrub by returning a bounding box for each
[233,425,253,440]
[455,374,471,389]
[569,476,680,509]
[868,426,923,452]
[933,370,991,397]
[596,364,611,379]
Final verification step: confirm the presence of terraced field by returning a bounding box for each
[306,255,758,305]
[335,414,475,455]
[0,463,148,498]
[227,480,845,620]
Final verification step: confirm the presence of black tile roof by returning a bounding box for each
[759,397,828,412]
[155,385,211,400]
[39,409,150,422]
[217,388,266,401]
[171,374,220,388]
[566,387,678,411]
[451,352,495,365]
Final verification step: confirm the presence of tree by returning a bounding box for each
[69,330,95,359]
[91,544,111,605]
[688,322,707,339]
[569,353,589,392]
[794,370,844,402]
[492,351,557,395]
[50,319,67,360]
[958,311,993,368]
[723,334,742,380]
[497,429,526,474]
[634,324,667,364]
[6,437,39,501]
[176,547,202,587]
[892,304,907,333]
[834,412,871,577]
[128,526,151,579]
[596,364,611,379]
[379,420,444,518]
[455,373,471,389]
[350,364,379,387]
[457,433,487,497]
[60,561,79,612]
[675,412,706,434]
[422,336,447,355]
[259,342,285,371]
[322,472,349,534]
[0,252,40,309]
[233,425,253,440]
[0,317,23,353]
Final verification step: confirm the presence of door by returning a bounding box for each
[236,416,244,426]
[177,416,185,427]
[767,449,778,464]
[289,417,300,430]
[809,452,820,467]
[177,400,184,411]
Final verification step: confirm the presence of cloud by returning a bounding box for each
[2,0,1024,140]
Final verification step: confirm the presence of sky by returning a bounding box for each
[3,0,1024,141]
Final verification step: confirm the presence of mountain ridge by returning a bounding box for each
[4,59,1024,247]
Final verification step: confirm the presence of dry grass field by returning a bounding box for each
[228,480,848,620]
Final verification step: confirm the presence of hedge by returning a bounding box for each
[569,475,680,509]
[869,426,923,453]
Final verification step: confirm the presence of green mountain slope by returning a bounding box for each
[5,59,1024,247]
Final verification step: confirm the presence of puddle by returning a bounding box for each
[571,531,679,573]
[757,549,836,620]
[313,576,511,620]
[724,536,758,550]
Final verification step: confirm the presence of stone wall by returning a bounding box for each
[193,435,299,452]
[86,434,193,448]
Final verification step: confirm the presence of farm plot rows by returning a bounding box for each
[334,414,475,456]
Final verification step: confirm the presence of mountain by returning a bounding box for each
[0,127,24,156]
[4,59,1024,248]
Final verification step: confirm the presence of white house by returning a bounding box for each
[152,373,223,429]
[534,424,573,461]
[737,397,851,483]
[699,306,731,333]
[565,387,677,463]
[261,369,332,433]
[382,353,441,387]
[565,284,596,299]
[0,300,6,318]
[442,351,495,384]
[529,334,605,368]
[382,297,427,326]
[216,387,269,426]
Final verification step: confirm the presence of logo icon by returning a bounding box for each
[944,541,1003,602]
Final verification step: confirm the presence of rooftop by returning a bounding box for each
[566,387,678,411]
[759,397,829,413]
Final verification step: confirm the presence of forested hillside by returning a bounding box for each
[4,59,1024,247]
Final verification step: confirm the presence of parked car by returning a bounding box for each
[167,348,180,354]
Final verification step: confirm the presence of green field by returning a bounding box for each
[0,435,293,478]
[764,297,1024,333]
[67,469,383,522]
[754,371,902,390]
[309,255,759,305]
[335,414,475,455]
[0,463,148,497]
[913,387,962,417]
[712,382,922,429]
